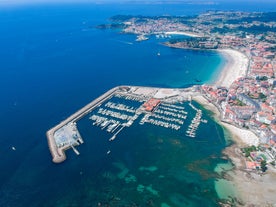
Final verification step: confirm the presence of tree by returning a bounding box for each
[261,160,267,172]
[258,93,267,100]
[245,151,250,157]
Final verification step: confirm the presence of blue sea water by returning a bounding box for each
[0,1,275,206]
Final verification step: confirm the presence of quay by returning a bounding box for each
[47,85,200,163]
[46,87,119,163]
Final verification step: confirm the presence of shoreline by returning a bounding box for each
[46,42,273,203]
[192,95,259,146]
[193,95,276,206]
[195,48,276,206]
[164,31,203,38]
[213,49,249,88]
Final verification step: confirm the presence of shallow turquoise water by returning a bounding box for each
[70,100,229,206]
[1,1,275,206]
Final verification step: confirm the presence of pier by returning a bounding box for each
[185,102,208,138]
[47,85,201,163]
[46,87,119,163]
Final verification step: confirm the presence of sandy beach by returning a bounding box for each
[164,31,203,38]
[193,95,276,206]
[214,49,249,88]
[192,95,259,146]
[193,48,276,206]
[225,144,276,207]
[215,50,276,206]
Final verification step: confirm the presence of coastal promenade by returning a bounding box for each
[46,86,119,163]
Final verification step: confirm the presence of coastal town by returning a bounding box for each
[3,1,276,206]
[99,11,276,174]
[45,10,276,206]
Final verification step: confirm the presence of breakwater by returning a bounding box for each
[46,87,119,163]
[47,85,200,163]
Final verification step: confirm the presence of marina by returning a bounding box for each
[139,102,188,130]
[46,86,119,163]
[5,3,276,206]
[46,85,203,163]
[185,102,208,138]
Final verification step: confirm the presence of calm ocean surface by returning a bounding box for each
[0,2,275,206]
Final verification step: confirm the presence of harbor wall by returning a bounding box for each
[46,86,119,163]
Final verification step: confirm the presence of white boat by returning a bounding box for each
[109,135,116,141]
[136,35,149,41]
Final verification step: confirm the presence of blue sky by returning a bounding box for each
[0,0,275,7]
[0,0,274,3]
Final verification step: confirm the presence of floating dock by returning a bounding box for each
[46,85,201,163]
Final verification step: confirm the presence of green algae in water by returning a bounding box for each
[145,184,159,196]
[125,174,137,183]
[137,184,159,196]
[170,193,196,207]
[161,203,171,207]
[117,169,128,179]
[112,161,127,171]
[112,161,129,179]
[137,184,145,193]
[75,101,231,206]
[102,171,117,181]
[139,166,158,172]
[214,162,233,175]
